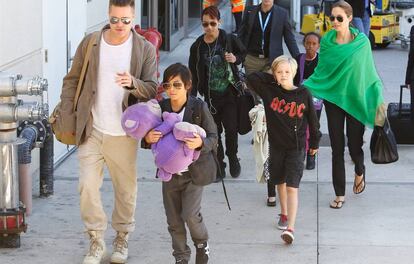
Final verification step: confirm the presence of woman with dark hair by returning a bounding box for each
[144,63,217,264]
[189,6,246,180]
[304,0,384,209]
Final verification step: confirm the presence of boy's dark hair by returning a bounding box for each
[163,63,192,91]
[109,0,135,9]
[201,6,220,20]
[303,32,321,44]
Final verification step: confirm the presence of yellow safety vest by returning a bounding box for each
[203,0,216,9]
[230,0,245,13]
[202,0,245,13]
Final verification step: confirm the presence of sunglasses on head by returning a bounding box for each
[110,17,132,25]
[162,82,184,90]
[202,21,218,28]
[329,15,344,22]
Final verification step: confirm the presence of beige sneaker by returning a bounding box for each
[110,232,129,264]
[83,231,106,264]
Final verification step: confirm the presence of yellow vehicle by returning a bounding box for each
[301,12,332,36]
[301,0,400,48]
[301,0,333,36]
[369,0,400,48]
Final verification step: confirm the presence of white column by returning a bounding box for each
[291,0,301,32]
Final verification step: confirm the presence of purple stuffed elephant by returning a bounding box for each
[121,99,162,140]
[121,102,206,182]
[153,120,206,181]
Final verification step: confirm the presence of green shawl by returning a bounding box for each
[304,27,384,128]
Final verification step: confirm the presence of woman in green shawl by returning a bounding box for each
[304,0,384,209]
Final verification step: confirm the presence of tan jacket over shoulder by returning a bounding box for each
[60,25,158,145]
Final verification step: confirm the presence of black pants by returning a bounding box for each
[409,82,414,121]
[410,82,414,123]
[324,101,365,196]
[233,11,243,32]
[267,181,276,197]
[209,89,238,164]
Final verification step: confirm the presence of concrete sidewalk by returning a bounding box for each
[1,4,414,264]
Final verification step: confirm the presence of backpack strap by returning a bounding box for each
[192,98,203,126]
[226,33,233,53]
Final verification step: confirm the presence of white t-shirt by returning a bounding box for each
[92,33,132,136]
[176,107,189,174]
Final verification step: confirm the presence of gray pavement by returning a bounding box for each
[2,4,414,264]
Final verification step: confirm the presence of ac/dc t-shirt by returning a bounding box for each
[247,72,321,150]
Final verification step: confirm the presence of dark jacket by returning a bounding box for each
[238,4,299,62]
[188,29,246,98]
[406,25,414,84]
[159,96,218,177]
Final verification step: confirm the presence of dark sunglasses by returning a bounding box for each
[162,82,184,90]
[202,21,218,28]
[329,15,344,22]
[110,17,132,25]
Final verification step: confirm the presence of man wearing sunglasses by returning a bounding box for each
[59,0,157,263]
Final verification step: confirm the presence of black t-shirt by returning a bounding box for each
[247,9,273,57]
[247,72,321,150]
[294,53,319,86]
[199,39,232,94]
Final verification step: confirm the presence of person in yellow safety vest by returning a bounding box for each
[202,0,216,9]
[203,0,245,33]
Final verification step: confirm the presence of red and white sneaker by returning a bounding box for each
[281,228,295,244]
[277,214,288,230]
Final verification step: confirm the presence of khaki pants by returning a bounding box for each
[244,53,271,75]
[244,54,271,104]
[78,128,138,232]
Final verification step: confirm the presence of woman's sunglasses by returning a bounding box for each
[202,21,218,28]
[162,82,184,90]
[110,17,132,25]
[329,15,344,23]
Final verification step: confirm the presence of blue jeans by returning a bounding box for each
[353,9,371,36]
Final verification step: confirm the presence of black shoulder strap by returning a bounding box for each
[226,33,233,53]
[159,99,172,113]
[192,98,204,126]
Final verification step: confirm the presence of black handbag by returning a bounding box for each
[188,150,218,186]
[186,99,218,186]
[370,119,399,164]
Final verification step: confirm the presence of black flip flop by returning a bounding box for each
[353,174,366,194]
[329,200,345,209]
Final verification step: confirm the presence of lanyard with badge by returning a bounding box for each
[258,10,272,58]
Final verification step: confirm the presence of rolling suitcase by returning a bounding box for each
[387,85,414,144]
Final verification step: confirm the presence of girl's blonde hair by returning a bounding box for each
[271,55,298,76]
